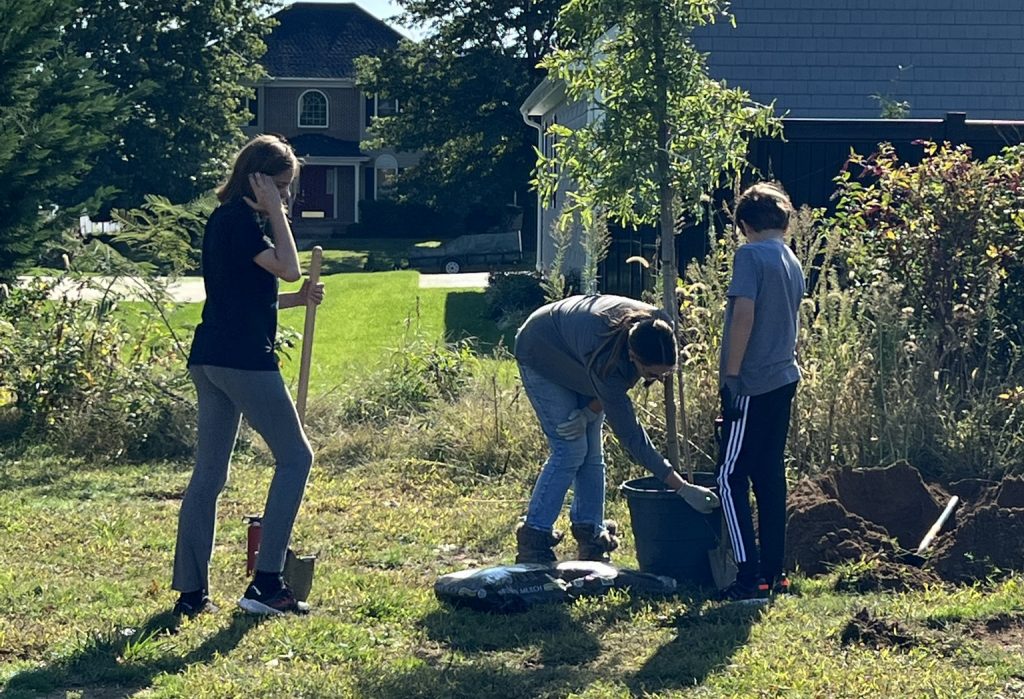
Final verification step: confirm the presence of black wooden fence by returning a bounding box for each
[598,112,1024,297]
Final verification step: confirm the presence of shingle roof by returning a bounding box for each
[289,133,365,158]
[263,2,404,80]
[690,0,1024,119]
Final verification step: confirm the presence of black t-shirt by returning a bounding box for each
[188,199,279,371]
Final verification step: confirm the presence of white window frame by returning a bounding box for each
[374,154,399,200]
[247,87,261,128]
[374,95,400,118]
[298,89,329,128]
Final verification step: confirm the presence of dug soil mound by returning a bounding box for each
[785,466,1024,583]
[931,476,1024,583]
[840,607,917,650]
[785,463,938,576]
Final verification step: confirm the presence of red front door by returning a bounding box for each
[294,166,335,219]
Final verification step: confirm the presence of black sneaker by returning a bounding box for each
[238,582,309,616]
[718,577,770,604]
[770,574,793,596]
[172,595,219,619]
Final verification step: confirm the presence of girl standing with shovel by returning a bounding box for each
[171,134,324,618]
[513,294,720,563]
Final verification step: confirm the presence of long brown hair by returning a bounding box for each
[216,134,299,204]
[592,309,677,378]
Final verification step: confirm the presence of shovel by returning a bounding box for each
[296,245,323,426]
[899,495,960,567]
[283,548,318,602]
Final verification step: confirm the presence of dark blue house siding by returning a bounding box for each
[598,114,1024,297]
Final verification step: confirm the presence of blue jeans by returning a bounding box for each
[518,363,606,532]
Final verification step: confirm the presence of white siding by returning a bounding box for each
[538,97,593,275]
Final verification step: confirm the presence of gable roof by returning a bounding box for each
[262,2,404,80]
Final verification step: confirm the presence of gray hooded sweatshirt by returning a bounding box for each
[514,294,673,480]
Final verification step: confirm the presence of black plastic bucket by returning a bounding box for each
[620,473,720,587]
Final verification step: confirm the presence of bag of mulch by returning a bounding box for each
[434,564,572,613]
[554,561,678,598]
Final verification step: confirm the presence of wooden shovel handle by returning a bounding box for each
[296,246,322,426]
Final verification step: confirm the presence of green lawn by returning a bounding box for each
[157,270,511,393]
[1,455,1022,698]
[6,265,1024,697]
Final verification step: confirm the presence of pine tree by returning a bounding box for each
[0,0,120,279]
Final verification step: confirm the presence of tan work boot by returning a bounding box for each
[515,522,564,564]
[571,520,620,562]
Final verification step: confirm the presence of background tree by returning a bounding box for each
[0,0,120,279]
[64,0,274,216]
[355,0,565,233]
[535,0,781,472]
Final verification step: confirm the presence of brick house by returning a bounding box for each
[244,2,416,237]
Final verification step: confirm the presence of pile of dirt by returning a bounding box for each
[833,557,941,593]
[839,607,916,650]
[784,465,1024,584]
[785,463,938,576]
[930,476,1024,583]
[973,613,1024,652]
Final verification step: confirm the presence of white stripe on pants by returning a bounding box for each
[717,395,750,563]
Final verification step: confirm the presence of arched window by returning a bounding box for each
[375,154,399,200]
[298,90,328,128]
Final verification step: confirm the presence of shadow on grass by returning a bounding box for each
[352,604,594,699]
[422,603,600,662]
[317,255,368,275]
[0,457,188,501]
[443,292,514,352]
[0,458,81,492]
[627,600,765,693]
[1,610,263,698]
[354,659,577,699]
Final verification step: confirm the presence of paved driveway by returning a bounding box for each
[17,276,207,303]
[417,272,489,289]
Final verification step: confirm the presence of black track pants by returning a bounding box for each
[716,381,797,583]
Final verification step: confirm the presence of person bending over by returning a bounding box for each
[513,294,720,564]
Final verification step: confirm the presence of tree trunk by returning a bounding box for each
[652,6,680,471]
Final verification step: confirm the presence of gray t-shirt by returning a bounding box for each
[720,238,804,396]
[515,295,674,480]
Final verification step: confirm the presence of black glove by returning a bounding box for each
[719,376,743,422]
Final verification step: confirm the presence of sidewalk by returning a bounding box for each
[17,276,207,303]
[17,271,488,303]
[417,272,489,288]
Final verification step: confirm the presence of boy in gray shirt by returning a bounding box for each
[717,182,804,601]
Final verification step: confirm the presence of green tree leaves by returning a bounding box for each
[536,0,780,229]
[63,0,274,215]
[0,1,272,277]
[356,0,564,220]
[0,0,120,278]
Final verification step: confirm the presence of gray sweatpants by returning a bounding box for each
[172,365,313,593]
